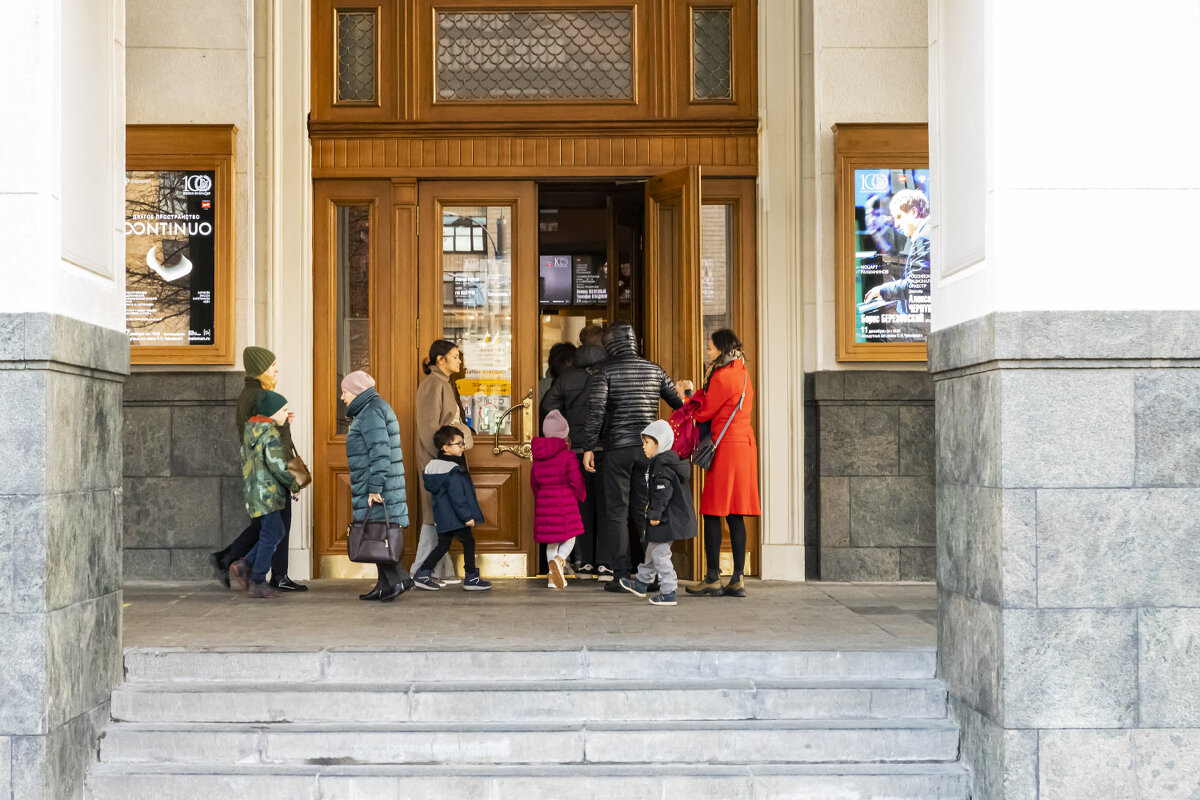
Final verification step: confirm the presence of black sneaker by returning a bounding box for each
[269,576,308,592]
[413,573,441,591]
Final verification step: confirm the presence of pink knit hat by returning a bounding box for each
[543,409,569,439]
[340,370,375,395]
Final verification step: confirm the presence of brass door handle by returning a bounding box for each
[492,388,534,461]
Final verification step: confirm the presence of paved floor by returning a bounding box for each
[123,579,937,651]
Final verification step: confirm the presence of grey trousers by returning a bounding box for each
[410,522,457,578]
[636,540,676,594]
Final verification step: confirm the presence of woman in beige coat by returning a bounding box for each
[409,339,474,581]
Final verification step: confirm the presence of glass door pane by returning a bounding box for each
[336,204,371,433]
[701,203,734,349]
[439,205,514,435]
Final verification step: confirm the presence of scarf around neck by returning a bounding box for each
[703,348,745,388]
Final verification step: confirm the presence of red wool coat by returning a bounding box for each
[694,360,761,517]
[530,437,586,543]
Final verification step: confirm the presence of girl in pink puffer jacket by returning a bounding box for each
[531,410,586,589]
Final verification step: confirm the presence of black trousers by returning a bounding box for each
[573,452,604,566]
[218,500,292,578]
[375,561,412,587]
[598,445,644,576]
[702,513,747,579]
[419,528,476,574]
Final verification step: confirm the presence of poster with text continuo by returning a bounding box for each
[124,170,217,346]
[852,168,931,344]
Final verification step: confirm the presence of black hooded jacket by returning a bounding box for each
[641,450,696,544]
[542,343,606,444]
[578,323,684,451]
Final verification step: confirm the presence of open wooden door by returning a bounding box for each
[644,167,704,580]
[417,181,539,576]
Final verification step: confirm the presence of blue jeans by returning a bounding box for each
[244,510,285,583]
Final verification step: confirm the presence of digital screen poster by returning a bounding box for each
[539,255,572,305]
[852,168,931,344]
[572,255,608,305]
[125,170,217,346]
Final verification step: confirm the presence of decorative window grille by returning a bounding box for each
[336,10,377,102]
[436,10,634,101]
[692,8,732,100]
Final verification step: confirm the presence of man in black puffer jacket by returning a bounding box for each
[577,322,691,588]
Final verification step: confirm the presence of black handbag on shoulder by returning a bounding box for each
[691,375,747,471]
[347,500,404,565]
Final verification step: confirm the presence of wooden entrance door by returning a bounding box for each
[312,180,419,577]
[417,181,539,575]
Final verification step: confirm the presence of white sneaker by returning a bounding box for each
[596,565,614,583]
[548,556,566,589]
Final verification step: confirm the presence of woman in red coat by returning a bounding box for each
[686,329,760,597]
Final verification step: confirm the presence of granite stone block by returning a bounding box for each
[1003,608,1137,728]
[0,495,45,613]
[0,369,47,495]
[999,369,1134,488]
[170,404,240,477]
[23,313,129,376]
[121,406,170,477]
[221,475,250,537]
[44,372,123,493]
[1134,370,1200,486]
[937,485,1036,608]
[818,477,849,547]
[1138,608,1200,727]
[123,372,227,403]
[812,370,843,400]
[844,370,933,401]
[11,703,109,800]
[928,314,997,374]
[849,476,934,547]
[0,736,9,799]
[821,547,899,581]
[170,549,221,581]
[1149,311,1200,359]
[819,405,897,476]
[898,405,934,476]
[949,697,1037,800]
[937,589,1002,720]
[122,477,222,548]
[899,547,935,581]
[1132,729,1200,799]
[45,592,121,729]
[1036,488,1200,608]
[43,491,122,612]
[0,313,24,359]
[0,612,48,733]
[122,549,171,581]
[1038,729,1136,800]
[935,369,1000,487]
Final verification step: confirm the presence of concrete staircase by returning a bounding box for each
[86,648,971,799]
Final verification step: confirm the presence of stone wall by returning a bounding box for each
[123,372,248,580]
[807,370,935,581]
[0,313,127,799]
[931,311,1200,800]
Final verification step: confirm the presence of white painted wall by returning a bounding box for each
[801,0,930,370]
[0,1,126,332]
[930,0,1200,330]
[126,0,256,363]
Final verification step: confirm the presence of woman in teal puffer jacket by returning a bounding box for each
[341,370,412,602]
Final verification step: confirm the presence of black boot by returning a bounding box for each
[209,552,231,589]
[270,576,308,592]
[359,582,386,601]
[379,579,414,602]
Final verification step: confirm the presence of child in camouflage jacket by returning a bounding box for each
[230,390,300,598]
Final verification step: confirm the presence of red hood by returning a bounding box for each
[531,436,569,460]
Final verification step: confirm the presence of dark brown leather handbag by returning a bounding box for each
[347,500,404,565]
[285,441,312,490]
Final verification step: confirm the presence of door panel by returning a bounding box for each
[418,181,538,575]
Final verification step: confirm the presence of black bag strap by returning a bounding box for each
[354,497,392,527]
[713,374,748,448]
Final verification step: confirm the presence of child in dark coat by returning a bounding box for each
[618,419,696,606]
[532,410,586,589]
[414,425,491,591]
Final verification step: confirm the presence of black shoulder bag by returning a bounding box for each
[347,500,404,565]
[691,374,747,471]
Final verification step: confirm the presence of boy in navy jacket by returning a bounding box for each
[414,425,491,591]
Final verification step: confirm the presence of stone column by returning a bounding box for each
[0,2,127,797]
[929,2,1200,797]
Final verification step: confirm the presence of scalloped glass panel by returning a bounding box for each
[693,8,732,100]
[337,10,377,102]
[436,10,634,101]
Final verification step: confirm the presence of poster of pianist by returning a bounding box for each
[852,168,931,344]
[124,170,217,346]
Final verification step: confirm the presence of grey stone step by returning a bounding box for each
[109,679,947,724]
[122,647,937,684]
[86,762,972,800]
[100,718,960,765]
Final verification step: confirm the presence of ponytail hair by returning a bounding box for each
[423,339,458,375]
[710,328,742,357]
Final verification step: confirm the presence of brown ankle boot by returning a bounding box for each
[685,577,724,597]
